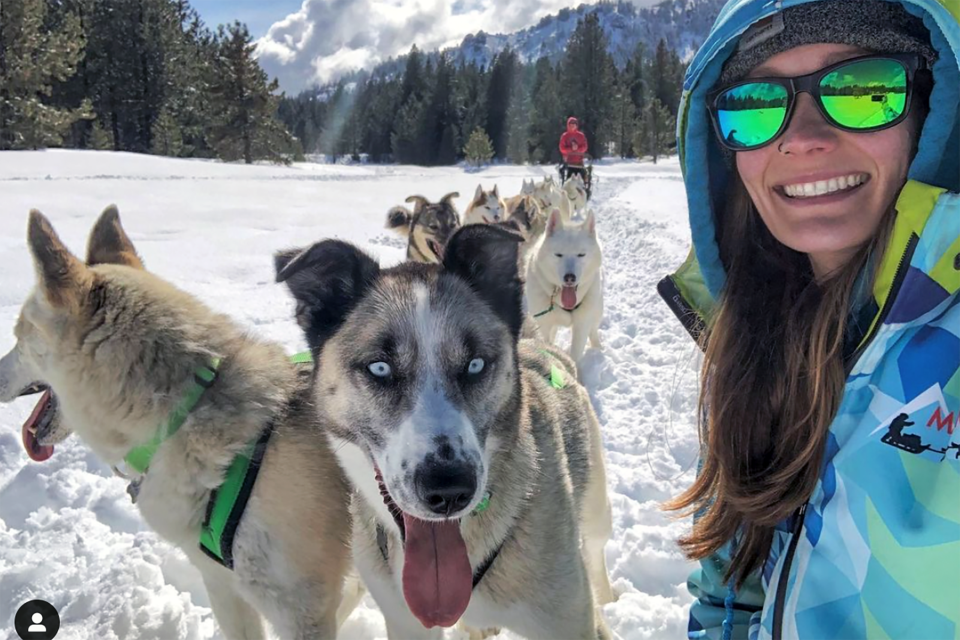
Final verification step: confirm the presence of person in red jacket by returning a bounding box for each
[559,116,589,183]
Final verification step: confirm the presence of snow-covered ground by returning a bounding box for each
[0,150,702,640]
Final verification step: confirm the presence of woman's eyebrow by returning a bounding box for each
[749,49,866,78]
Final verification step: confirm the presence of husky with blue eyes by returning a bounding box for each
[275,224,616,639]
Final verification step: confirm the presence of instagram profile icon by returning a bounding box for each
[14,600,60,640]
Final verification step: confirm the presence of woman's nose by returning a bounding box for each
[776,93,840,156]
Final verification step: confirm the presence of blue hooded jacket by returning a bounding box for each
[658,1,960,638]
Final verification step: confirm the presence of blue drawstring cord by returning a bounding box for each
[722,582,737,640]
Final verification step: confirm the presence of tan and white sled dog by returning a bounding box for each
[526,209,603,370]
[0,207,355,640]
[462,184,506,226]
[274,224,616,640]
[386,193,461,263]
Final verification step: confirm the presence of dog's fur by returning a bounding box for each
[526,209,603,370]
[275,225,615,639]
[462,184,506,226]
[0,207,355,640]
[386,193,461,263]
[503,194,548,268]
[560,173,588,220]
[528,177,565,221]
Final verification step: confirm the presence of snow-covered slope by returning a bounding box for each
[0,150,701,639]
[454,0,725,68]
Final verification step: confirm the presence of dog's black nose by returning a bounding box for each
[415,464,477,516]
[564,273,577,284]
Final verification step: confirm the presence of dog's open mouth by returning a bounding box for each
[426,238,445,261]
[375,468,472,629]
[19,385,57,462]
[560,285,579,310]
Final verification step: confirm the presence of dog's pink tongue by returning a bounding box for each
[560,286,578,310]
[21,390,54,462]
[401,514,472,629]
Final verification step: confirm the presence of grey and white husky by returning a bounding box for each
[386,192,461,263]
[275,224,616,639]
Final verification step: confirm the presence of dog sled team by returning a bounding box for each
[0,167,611,639]
[389,174,602,368]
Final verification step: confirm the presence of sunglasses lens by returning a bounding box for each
[714,82,789,149]
[820,58,908,129]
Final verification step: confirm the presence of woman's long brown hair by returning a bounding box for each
[664,176,894,587]
[664,65,932,588]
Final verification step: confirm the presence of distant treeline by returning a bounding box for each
[279,13,686,165]
[0,0,297,163]
[1,2,684,165]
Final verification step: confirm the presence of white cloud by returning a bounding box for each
[255,0,598,92]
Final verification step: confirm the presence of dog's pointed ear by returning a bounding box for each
[492,184,499,197]
[274,240,380,353]
[405,195,429,213]
[440,192,459,206]
[28,210,89,308]
[86,205,145,269]
[474,184,483,201]
[584,210,596,236]
[547,209,563,236]
[443,225,524,339]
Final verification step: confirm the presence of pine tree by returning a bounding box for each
[485,47,518,159]
[209,21,297,164]
[151,106,182,156]
[652,38,683,117]
[612,70,638,158]
[456,62,489,156]
[505,63,533,164]
[89,117,114,150]
[559,12,615,159]
[463,127,494,167]
[634,96,676,164]
[0,0,88,149]
[528,57,563,164]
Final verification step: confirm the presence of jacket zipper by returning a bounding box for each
[772,503,807,640]
[773,236,918,636]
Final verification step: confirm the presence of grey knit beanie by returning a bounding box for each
[719,0,938,86]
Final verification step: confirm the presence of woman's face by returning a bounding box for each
[735,43,921,279]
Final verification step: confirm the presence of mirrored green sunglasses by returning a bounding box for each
[708,53,925,151]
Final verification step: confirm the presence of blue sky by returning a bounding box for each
[190,0,300,37]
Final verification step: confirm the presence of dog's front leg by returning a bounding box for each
[202,572,266,640]
[569,321,590,368]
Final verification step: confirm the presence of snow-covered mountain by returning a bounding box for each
[453,0,725,68]
[305,0,724,95]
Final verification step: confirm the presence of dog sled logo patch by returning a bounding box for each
[879,404,959,462]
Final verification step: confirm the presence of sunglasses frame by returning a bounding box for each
[708,53,925,152]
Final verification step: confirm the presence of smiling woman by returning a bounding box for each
[657,0,960,638]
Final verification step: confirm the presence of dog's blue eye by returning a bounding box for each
[468,358,485,375]
[368,362,392,377]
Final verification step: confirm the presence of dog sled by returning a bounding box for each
[558,156,595,201]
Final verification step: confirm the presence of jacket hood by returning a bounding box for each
[677,0,960,300]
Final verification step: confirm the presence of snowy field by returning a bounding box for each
[0,150,701,640]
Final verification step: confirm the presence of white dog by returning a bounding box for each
[526,209,603,369]
[530,177,564,219]
[560,173,588,220]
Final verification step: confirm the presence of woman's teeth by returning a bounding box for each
[782,174,866,198]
